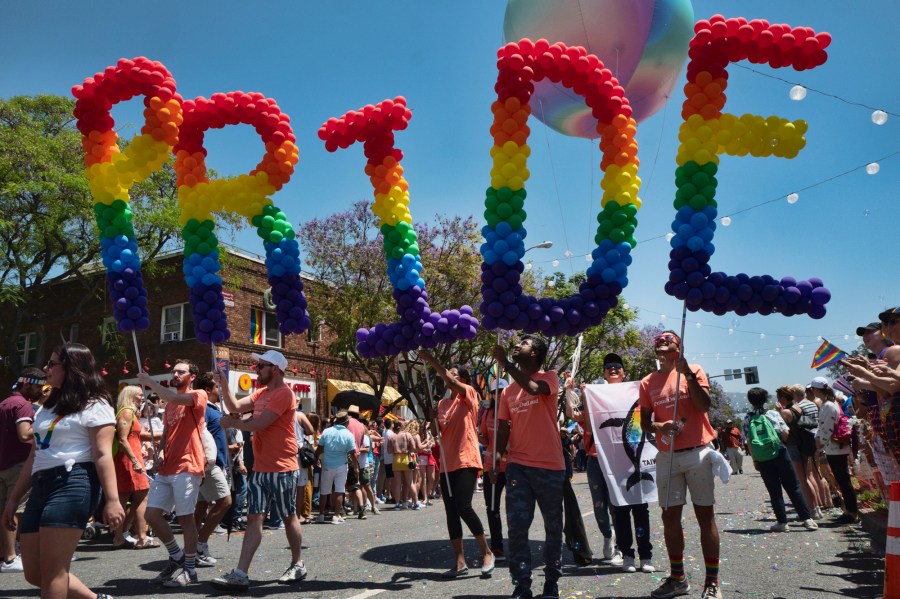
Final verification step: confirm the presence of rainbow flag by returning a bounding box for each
[810,339,848,370]
[250,309,263,344]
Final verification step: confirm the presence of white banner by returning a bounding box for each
[584,381,658,507]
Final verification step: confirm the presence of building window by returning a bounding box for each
[100,317,117,346]
[17,332,38,366]
[251,308,282,348]
[307,321,321,345]
[161,303,195,343]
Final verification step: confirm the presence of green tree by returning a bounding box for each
[299,201,486,416]
[0,95,236,374]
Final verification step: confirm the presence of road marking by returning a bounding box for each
[345,590,385,599]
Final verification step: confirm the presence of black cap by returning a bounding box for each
[603,352,624,367]
[856,322,881,336]
[878,307,900,322]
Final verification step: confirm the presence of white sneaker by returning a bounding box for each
[0,555,23,573]
[641,560,656,573]
[802,518,819,530]
[622,556,636,573]
[375,497,385,504]
[610,550,624,566]
[814,506,824,519]
[331,515,345,524]
[602,536,614,560]
[770,521,789,532]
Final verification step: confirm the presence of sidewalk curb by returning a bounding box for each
[858,507,888,550]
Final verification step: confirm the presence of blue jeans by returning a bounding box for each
[21,463,100,533]
[757,446,813,523]
[229,467,247,524]
[586,458,613,538]
[371,455,381,494]
[506,463,564,588]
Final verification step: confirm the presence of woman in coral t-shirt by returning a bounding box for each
[419,351,495,578]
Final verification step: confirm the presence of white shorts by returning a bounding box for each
[147,472,202,516]
[320,464,349,495]
[199,465,230,502]
[655,445,717,508]
[297,467,309,488]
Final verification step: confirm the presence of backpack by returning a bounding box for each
[831,406,852,445]
[795,401,818,430]
[747,412,781,462]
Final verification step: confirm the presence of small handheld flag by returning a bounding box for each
[811,339,848,370]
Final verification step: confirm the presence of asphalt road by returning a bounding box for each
[0,468,886,599]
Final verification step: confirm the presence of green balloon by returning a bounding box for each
[407,243,419,256]
[261,215,275,228]
[496,203,513,219]
[485,196,499,212]
[391,247,404,260]
[197,242,210,255]
[610,228,625,243]
[689,195,708,211]
[485,212,500,228]
[507,214,523,230]
[612,211,627,226]
[104,226,117,238]
[497,187,512,202]
[269,230,283,243]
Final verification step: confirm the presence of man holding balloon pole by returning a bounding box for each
[639,331,721,599]
[493,335,564,599]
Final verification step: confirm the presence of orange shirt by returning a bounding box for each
[479,406,507,473]
[437,384,482,473]
[638,365,716,452]
[160,389,208,477]
[498,371,564,471]
[250,385,298,473]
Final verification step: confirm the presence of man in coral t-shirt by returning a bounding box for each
[212,350,305,592]
[139,359,208,587]
[638,331,721,599]
[493,335,564,599]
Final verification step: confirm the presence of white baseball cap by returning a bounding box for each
[251,350,288,372]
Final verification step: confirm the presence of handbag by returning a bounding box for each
[408,451,418,470]
[299,445,317,468]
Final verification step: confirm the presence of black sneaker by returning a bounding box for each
[540,581,559,598]
[511,584,533,599]
[151,556,185,585]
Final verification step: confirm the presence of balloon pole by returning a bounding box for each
[131,331,159,470]
[492,331,502,513]
[420,356,452,499]
[663,301,689,510]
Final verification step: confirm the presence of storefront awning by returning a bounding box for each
[325,379,407,407]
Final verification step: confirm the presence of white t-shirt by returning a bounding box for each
[33,400,116,473]
[358,434,371,468]
[382,429,394,464]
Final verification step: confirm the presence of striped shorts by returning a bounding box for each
[248,470,298,519]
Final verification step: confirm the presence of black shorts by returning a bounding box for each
[796,429,817,460]
[384,463,394,479]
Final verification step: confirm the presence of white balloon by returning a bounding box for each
[585,254,592,262]
[789,85,807,101]
[547,279,555,288]
[564,249,573,258]
[759,333,766,340]
[525,262,533,271]
[787,192,799,204]
[665,232,675,242]
[872,110,888,125]
[551,260,559,267]
[866,162,880,175]
[695,322,702,328]
[721,216,732,227]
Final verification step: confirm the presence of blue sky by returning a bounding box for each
[3,1,897,396]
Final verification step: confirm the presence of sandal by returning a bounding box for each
[133,538,160,549]
[112,540,135,550]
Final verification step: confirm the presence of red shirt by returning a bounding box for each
[0,392,35,470]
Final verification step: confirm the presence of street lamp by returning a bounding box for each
[525,240,553,253]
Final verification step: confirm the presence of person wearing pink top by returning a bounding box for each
[492,335,564,599]
[638,331,721,599]
[419,350,495,579]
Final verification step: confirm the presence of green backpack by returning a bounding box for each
[747,412,780,462]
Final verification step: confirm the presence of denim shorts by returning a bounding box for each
[20,462,101,533]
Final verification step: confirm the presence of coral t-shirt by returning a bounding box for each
[638,366,716,452]
[437,384,482,473]
[498,371,564,471]
[160,389,208,477]
[479,406,507,473]
[250,385,298,473]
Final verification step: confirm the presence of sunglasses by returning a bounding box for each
[255,362,273,370]
[604,363,624,371]
[46,359,62,369]
[653,333,679,345]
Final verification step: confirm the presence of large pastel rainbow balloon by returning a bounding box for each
[503,0,694,137]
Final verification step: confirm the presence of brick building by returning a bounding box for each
[2,246,398,416]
